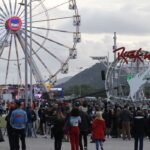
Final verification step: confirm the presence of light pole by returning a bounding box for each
[25,0,28,107]
[14,63,22,99]
[30,0,41,106]
[113,32,117,61]
[20,0,41,106]
[30,0,33,106]
[77,67,83,96]
[14,63,22,85]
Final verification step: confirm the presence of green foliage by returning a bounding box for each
[64,84,97,96]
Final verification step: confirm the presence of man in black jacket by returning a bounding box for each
[5,106,15,149]
[79,106,90,150]
[120,105,132,140]
[133,108,146,150]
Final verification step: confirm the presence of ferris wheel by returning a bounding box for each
[0,0,80,87]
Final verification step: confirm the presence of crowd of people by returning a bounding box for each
[0,99,150,150]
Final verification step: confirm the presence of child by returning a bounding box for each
[92,112,106,150]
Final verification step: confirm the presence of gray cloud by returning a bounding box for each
[79,3,150,35]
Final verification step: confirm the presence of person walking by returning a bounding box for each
[79,106,90,150]
[10,101,28,150]
[120,105,132,140]
[69,108,81,150]
[26,106,33,137]
[133,108,146,150]
[92,112,106,150]
[5,101,16,150]
[53,111,65,150]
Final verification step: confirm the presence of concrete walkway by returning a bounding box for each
[0,136,150,150]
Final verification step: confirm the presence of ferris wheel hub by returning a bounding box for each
[5,16,22,32]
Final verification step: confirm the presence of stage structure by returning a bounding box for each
[105,47,150,101]
[0,0,80,92]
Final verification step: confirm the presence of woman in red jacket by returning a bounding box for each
[92,112,106,150]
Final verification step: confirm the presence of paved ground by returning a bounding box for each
[0,135,150,150]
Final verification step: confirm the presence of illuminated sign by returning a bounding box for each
[113,47,150,64]
[50,88,63,91]
[8,17,22,31]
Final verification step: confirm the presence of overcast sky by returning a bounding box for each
[1,0,150,83]
[67,0,150,77]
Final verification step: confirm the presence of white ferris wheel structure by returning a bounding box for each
[0,0,80,92]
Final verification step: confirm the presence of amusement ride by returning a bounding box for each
[105,33,150,102]
[0,0,80,93]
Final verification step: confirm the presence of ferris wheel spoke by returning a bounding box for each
[30,48,52,75]
[31,0,46,12]
[28,39,52,74]
[13,0,18,16]
[0,16,5,21]
[21,35,52,75]
[16,33,45,85]
[28,16,74,24]
[14,34,22,83]
[28,0,71,19]
[28,26,74,34]
[29,36,63,63]
[9,0,13,17]
[0,32,7,42]
[15,0,24,16]
[25,29,71,49]
[22,31,63,63]
[0,29,6,36]
[0,18,5,22]
[19,0,45,18]
[0,33,10,57]
[0,7,7,19]
[5,34,13,84]
[2,0,10,18]
[32,49,52,75]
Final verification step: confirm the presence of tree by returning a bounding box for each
[64,84,97,96]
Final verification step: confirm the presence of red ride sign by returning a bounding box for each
[113,47,150,64]
[8,16,22,31]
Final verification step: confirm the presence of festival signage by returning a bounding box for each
[113,47,150,64]
[8,17,22,31]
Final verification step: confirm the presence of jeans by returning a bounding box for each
[95,140,103,150]
[26,122,32,137]
[134,136,144,150]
